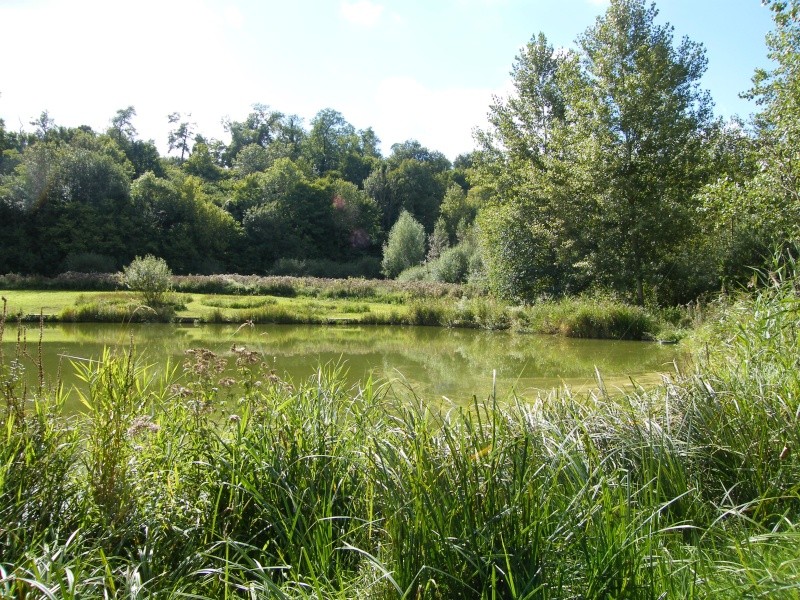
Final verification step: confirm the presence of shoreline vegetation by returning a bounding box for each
[0,272,691,342]
[1,265,798,597]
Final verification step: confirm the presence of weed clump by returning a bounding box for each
[122,255,173,307]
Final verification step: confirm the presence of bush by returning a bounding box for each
[396,264,431,282]
[270,257,383,279]
[0,272,120,291]
[430,244,470,283]
[122,255,173,307]
[382,211,426,278]
[270,258,309,276]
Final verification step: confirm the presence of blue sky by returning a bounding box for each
[0,0,777,160]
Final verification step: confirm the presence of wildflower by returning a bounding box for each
[232,344,260,366]
[169,384,193,398]
[184,347,226,376]
[127,415,160,438]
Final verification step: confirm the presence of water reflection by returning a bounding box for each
[3,323,680,406]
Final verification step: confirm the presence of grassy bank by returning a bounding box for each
[1,274,684,340]
[1,265,799,597]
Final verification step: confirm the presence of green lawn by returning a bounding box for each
[1,290,86,317]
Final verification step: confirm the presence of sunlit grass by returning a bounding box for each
[0,290,84,317]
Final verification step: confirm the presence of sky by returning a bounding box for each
[0,0,778,161]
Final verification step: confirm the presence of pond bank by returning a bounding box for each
[2,282,689,341]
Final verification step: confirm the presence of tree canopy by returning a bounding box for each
[476,0,716,304]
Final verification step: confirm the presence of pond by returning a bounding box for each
[1,322,680,410]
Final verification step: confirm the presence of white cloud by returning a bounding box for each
[340,0,384,27]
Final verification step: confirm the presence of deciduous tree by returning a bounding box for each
[381,210,426,278]
[475,0,713,304]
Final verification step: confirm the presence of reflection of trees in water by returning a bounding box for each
[25,323,679,403]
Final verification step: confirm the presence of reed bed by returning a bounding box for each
[1,260,799,597]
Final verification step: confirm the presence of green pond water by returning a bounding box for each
[2,323,680,410]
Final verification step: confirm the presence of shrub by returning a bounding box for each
[396,264,430,282]
[382,211,426,278]
[122,255,173,307]
[430,244,470,283]
[270,258,309,276]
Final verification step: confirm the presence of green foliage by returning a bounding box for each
[478,198,574,300]
[438,182,478,244]
[475,1,713,305]
[1,104,461,280]
[122,255,173,307]
[183,142,226,181]
[269,256,381,279]
[425,218,449,263]
[302,108,378,185]
[387,156,448,232]
[520,295,658,339]
[329,179,381,258]
[431,244,470,284]
[0,142,144,275]
[429,237,480,284]
[166,112,194,163]
[572,0,712,304]
[396,263,430,282]
[62,252,117,274]
[233,142,271,175]
[59,297,176,323]
[222,103,297,166]
[381,210,426,278]
[363,141,451,233]
[131,172,241,274]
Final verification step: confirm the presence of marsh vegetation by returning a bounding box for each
[1,263,799,597]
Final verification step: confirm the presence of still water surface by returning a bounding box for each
[3,323,681,408]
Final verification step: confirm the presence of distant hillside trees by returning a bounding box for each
[0,104,463,278]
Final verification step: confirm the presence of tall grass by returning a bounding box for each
[519,296,658,340]
[2,256,800,597]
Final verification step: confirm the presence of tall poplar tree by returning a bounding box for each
[475,0,713,304]
[570,0,713,304]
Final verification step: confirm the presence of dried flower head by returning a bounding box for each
[127,415,160,438]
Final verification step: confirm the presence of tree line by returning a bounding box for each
[2,0,799,306]
[0,102,472,279]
